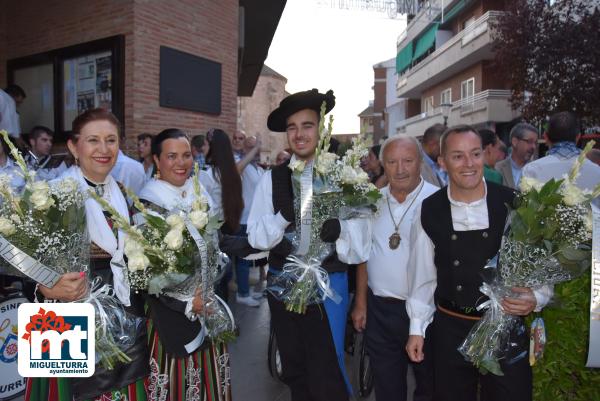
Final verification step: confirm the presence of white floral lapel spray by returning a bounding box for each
[288,159,306,175]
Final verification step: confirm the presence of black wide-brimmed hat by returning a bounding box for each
[267,89,335,132]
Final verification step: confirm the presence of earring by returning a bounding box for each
[74,157,79,166]
[155,168,161,180]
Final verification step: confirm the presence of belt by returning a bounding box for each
[376,295,405,304]
[437,300,482,321]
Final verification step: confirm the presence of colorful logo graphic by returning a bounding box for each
[18,303,95,377]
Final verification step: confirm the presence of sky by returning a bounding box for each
[265,0,407,134]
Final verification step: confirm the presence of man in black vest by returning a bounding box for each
[246,89,366,401]
[405,125,551,401]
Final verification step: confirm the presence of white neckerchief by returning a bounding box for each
[59,166,131,305]
[139,178,196,212]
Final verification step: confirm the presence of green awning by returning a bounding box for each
[442,0,466,23]
[396,41,413,74]
[412,23,439,62]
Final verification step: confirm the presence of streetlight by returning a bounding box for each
[441,103,453,126]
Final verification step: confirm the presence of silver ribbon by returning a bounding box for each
[283,255,341,304]
[296,161,314,256]
[586,203,600,367]
[0,234,61,287]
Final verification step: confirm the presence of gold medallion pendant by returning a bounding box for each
[389,232,401,250]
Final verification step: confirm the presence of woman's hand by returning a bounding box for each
[38,272,87,302]
[192,288,204,314]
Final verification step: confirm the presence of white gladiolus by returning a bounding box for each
[561,183,589,206]
[189,210,209,230]
[315,152,338,175]
[164,229,184,250]
[128,252,150,271]
[166,214,185,231]
[519,176,543,193]
[0,217,16,236]
[288,159,306,174]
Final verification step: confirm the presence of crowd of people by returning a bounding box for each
[0,82,599,401]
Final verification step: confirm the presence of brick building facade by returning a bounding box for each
[0,0,284,155]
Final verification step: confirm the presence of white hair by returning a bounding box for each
[379,135,423,164]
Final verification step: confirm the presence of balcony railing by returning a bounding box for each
[397,10,503,92]
[396,89,513,132]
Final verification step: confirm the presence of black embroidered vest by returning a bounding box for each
[420,182,515,312]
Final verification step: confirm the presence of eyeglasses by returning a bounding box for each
[517,138,537,146]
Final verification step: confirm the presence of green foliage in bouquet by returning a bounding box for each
[531,274,600,401]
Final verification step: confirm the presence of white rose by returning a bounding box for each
[166,214,185,231]
[288,159,306,174]
[128,252,150,272]
[124,237,144,256]
[316,152,338,175]
[340,165,358,184]
[0,217,16,236]
[30,190,55,211]
[164,229,184,250]
[30,181,50,193]
[189,210,209,230]
[561,183,588,206]
[519,176,543,193]
[355,168,369,184]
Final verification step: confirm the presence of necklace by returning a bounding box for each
[386,181,424,250]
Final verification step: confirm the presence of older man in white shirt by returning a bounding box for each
[405,125,552,401]
[351,135,436,401]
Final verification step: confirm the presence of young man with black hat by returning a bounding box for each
[247,89,369,401]
[405,125,552,401]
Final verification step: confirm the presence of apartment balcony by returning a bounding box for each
[395,90,520,136]
[396,11,502,99]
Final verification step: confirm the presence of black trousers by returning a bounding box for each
[365,289,434,401]
[267,293,348,401]
[432,310,532,401]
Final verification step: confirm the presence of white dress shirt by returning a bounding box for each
[406,183,553,337]
[198,166,223,220]
[367,180,438,300]
[240,162,264,225]
[246,155,371,264]
[110,150,146,195]
[0,90,20,138]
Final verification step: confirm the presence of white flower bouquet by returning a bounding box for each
[273,103,381,314]
[458,142,600,375]
[91,170,235,343]
[0,130,140,370]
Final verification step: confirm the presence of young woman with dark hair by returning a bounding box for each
[199,129,262,306]
[137,128,232,401]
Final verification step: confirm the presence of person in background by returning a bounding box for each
[275,149,291,165]
[198,129,245,303]
[0,84,25,140]
[364,144,387,189]
[136,132,154,181]
[523,111,600,202]
[479,129,504,185]
[191,134,209,171]
[232,130,246,162]
[111,145,146,195]
[352,135,436,401]
[495,123,538,190]
[420,123,447,187]
[25,125,67,180]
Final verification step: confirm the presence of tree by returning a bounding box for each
[493,0,600,126]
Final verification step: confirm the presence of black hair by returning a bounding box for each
[371,144,382,158]
[206,129,243,234]
[191,134,206,151]
[422,123,446,144]
[137,133,153,142]
[479,129,498,148]
[30,126,54,141]
[547,111,580,143]
[151,129,188,158]
[4,84,26,99]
